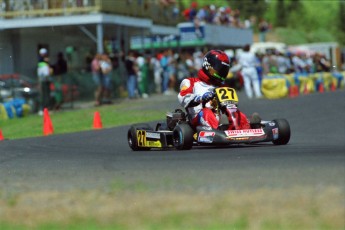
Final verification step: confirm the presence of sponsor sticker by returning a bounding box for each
[199,131,215,137]
[229,137,250,141]
[146,140,162,147]
[198,131,215,143]
[224,129,265,137]
[145,132,161,139]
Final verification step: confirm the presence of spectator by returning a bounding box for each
[189,1,198,22]
[171,2,179,19]
[254,52,264,85]
[206,4,217,23]
[151,53,162,94]
[52,52,68,110]
[38,47,48,62]
[258,18,269,42]
[303,53,314,73]
[37,48,53,115]
[185,52,197,77]
[292,52,308,73]
[160,49,172,95]
[167,49,177,95]
[314,53,331,72]
[213,7,231,26]
[231,8,241,28]
[91,54,102,106]
[125,51,139,99]
[276,51,291,74]
[85,51,94,72]
[227,57,244,89]
[262,49,278,75]
[194,4,209,37]
[136,53,149,98]
[244,15,256,29]
[237,44,262,99]
[175,53,189,90]
[99,53,113,104]
[146,54,156,94]
[54,52,68,76]
[193,51,203,71]
[195,5,209,23]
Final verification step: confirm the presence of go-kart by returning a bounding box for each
[128,87,290,151]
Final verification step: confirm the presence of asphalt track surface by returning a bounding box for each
[0,90,344,194]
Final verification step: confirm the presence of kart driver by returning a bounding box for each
[178,49,261,130]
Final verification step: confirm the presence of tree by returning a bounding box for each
[285,0,306,30]
[228,0,267,21]
[287,0,303,12]
[339,0,345,33]
[275,0,287,27]
[337,0,345,45]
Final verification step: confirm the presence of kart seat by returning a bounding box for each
[166,109,187,130]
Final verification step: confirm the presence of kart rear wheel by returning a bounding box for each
[272,119,291,145]
[128,123,152,151]
[173,123,194,150]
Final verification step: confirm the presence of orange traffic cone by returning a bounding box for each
[294,85,299,97]
[0,129,4,141]
[318,82,324,93]
[330,81,336,91]
[93,111,103,129]
[289,85,299,98]
[303,83,309,95]
[43,108,54,136]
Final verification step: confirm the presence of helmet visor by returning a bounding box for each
[213,63,229,81]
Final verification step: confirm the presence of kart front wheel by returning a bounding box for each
[272,119,291,145]
[173,123,194,150]
[128,123,152,151]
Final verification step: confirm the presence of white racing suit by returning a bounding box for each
[178,70,250,130]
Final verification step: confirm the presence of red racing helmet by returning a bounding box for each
[202,50,230,84]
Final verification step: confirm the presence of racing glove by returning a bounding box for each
[194,92,215,104]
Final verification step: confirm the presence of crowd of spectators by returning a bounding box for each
[182,2,271,42]
[87,47,335,102]
[121,48,204,98]
[256,49,332,76]
[183,1,265,30]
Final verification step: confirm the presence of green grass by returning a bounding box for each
[0,188,343,230]
[0,99,168,140]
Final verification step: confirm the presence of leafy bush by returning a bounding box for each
[307,29,336,43]
[274,28,308,45]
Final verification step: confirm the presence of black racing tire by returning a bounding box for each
[173,123,194,150]
[128,123,152,151]
[272,119,291,145]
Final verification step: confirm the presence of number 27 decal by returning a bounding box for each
[137,130,146,146]
[215,87,239,103]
